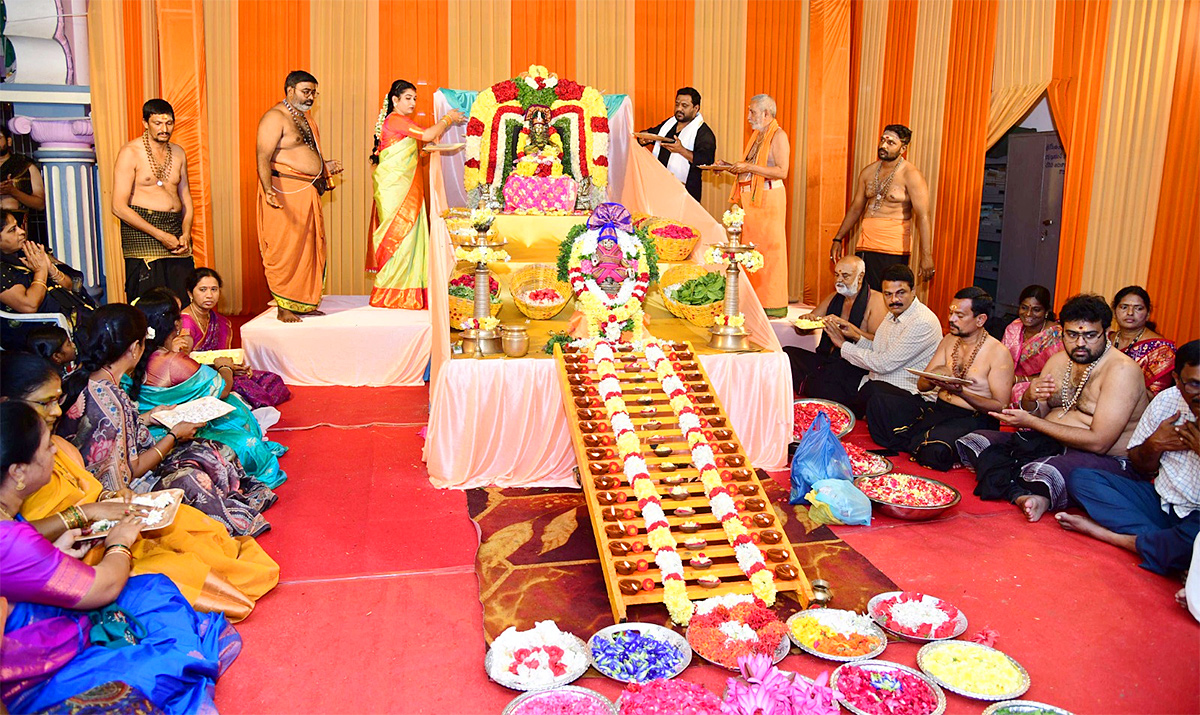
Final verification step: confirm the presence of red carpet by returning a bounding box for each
[215,387,1199,715]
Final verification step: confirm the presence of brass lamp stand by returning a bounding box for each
[707,223,754,351]
[459,222,506,356]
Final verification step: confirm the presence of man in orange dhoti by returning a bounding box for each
[255,71,343,322]
[718,94,790,317]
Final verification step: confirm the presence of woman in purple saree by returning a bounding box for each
[1110,285,1176,395]
[1,402,240,714]
[178,269,290,409]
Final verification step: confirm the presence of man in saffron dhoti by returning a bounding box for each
[715,94,790,318]
[367,80,465,309]
[255,70,343,322]
[830,124,935,291]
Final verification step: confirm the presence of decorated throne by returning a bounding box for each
[464,65,610,213]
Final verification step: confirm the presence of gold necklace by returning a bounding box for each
[1060,342,1108,416]
[142,132,173,186]
[869,158,904,214]
[0,503,13,520]
[186,304,210,335]
[1115,327,1145,349]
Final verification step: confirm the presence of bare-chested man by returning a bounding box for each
[958,294,1150,522]
[867,287,1014,471]
[711,94,790,317]
[255,70,343,322]
[830,124,934,291]
[112,99,193,302]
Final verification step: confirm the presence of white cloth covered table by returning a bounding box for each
[241,295,431,387]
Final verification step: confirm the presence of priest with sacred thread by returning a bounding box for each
[636,87,717,203]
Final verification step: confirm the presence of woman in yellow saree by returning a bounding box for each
[1,352,278,622]
[367,79,465,309]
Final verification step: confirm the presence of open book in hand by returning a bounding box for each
[151,397,234,430]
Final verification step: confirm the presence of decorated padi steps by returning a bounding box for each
[555,341,812,623]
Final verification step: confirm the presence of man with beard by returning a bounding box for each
[712,94,789,317]
[0,124,47,246]
[785,255,885,405]
[1057,340,1199,577]
[958,294,1150,522]
[636,87,716,203]
[865,287,1014,470]
[255,70,343,322]
[824,263,942,415]
[111,99,194,302]
[829,125,934,291]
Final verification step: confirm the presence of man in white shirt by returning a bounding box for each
[1057,339,1199,575]
[823,263,942,415]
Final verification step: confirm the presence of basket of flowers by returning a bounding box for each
[646,218,701,262]
[660,263,725,327]
[448,268,502,329]
[510,264,571,320]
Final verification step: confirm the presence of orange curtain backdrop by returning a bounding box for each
[1148,0,1200,342]
[447,0,512,90]
[802,0,851,305]
[742,0,803,290]
[984,0,1054,147]
[511,0,576,78]
[203,0,244,313]
[877,0,917,129]
[1080,0,1184,301]
[1047,0,1111,305]
[692,0,748,223]
[846,0,861,204]
[235,0,311,313]
[575,0,635,95]
[929,0,998,318]
[155,0,212,269]
[378,0,449,128]
[120,1,151,140]
[88,0,132,300]
[632,0,695,132]
[849,0,887,230]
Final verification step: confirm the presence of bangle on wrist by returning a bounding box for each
[152,445,167,461]
[1024,399,1041,414]
[831,238,843,243]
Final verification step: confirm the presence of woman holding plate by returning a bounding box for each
[367,79,466,309]
[60,304,276,537]
[0,401,242,714]
[1,352,278,621]
[130,290,287,489]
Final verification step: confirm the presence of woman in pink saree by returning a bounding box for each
[0,401,240,714]
[1110,285,1176,395]
[1001,285,1063,404]
[178,268,290,409]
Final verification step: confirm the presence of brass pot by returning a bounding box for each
[500,324,529,357]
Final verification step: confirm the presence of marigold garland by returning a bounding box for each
[644,342,777,605]
[592,341,694,625]
[454,246,510,264]
[465,65,609,202]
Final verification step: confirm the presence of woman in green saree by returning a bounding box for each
[366,79,465,309]
[127,291,287,489]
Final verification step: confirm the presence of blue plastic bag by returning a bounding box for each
[805,479,873,526]
[788,411,853,505]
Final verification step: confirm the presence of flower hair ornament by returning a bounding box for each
[145,326,156,340]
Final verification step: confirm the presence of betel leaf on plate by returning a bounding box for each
[672,272,725,306]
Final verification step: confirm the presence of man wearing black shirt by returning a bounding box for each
[637,87,716,203]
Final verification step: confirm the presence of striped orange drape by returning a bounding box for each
[802,0,851,305]
[632,0,695,132]
[235,0,310,313]
[121,2,151,140]
[378,0,449,128]
[1047,0,1110,305]
[156,0,212,269]
[1147,0,1200,342]
[511,0,576,77]
[878,0,917,129]
[929,0,998,317]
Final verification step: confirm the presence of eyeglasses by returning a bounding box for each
[1063,329,1104,344]
[296,89,320,99]
[1180,380,1200,394]
[23,394,66,409]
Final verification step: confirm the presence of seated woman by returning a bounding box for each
[179,268,290,408]
[0,401,241,713]
[0,208,95,329]
[60,304,276,537]
[1110,285,1176,395]
[1,352,278,621]
[1001,284,1063,404]
[130,291,287,489]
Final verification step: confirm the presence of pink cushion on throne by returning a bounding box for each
[503,175,577,212]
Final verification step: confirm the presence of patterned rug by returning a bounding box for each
[467,474,897,643]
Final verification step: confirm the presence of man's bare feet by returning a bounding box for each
[308,309,325,316]
[1015,494,1050,522]
[277,307,302,323]
[1054,511,1139,552]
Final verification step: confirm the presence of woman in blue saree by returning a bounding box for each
[127,291,287,489]
[1,401,240,714]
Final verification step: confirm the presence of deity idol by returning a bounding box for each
[512,105,565,178]
[581,236,629,295]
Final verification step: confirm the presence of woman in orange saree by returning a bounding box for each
[367,80,465,309]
